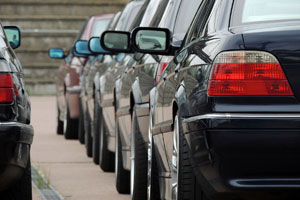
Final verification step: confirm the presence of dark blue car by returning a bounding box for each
[131,0,300,199]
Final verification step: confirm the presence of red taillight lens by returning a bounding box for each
[0,74,14,103]
[208,51,294,96]
[0,88,13,103]
[156,62,168,83]
[0,74,13,88]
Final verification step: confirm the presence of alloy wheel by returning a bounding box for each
[171,115,179,200]
[147,112,154,200]
[130,126,136,198]
[115,126,119,184]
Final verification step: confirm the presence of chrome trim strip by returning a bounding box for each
[135,103,149,117]
[229,178,300,188]
[152,120,173,135]
[183,113,300,123]
[116,106,130,116]
[101,99,114,107]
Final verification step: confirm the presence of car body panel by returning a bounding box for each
[0,24,33,191]
[150,0,300,198]
[56,14,113,122]
[98,0,149,153]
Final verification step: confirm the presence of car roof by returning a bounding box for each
[81,13,114,40]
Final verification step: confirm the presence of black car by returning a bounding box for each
[101,0,170,196]
[0,24,33,199]
[101,0,203,199]
[94,0,149,177]
[132,0,300,199]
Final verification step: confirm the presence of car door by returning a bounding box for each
[161,0,218,170]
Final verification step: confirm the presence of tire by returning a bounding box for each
[172,114,206,200]
[78,101,85,144]
[99,116,114,172]
[64,104,79,140]
[131,107,148,199]
[147,112,160,200]
[85,108,93,158]
[57,106,63,135]
[0,158,32,200]
[115,124,130,194]
[93,96,100,164]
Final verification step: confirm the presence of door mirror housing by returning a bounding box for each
[100,31,132,53]
[88,37,109,54]
[4,26,21,49]
[132,27,175,55]
[49,48,65,59]
[74,40,92,55]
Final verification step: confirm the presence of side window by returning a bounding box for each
[0,26,4,38]
[184,0,216,45]
[206,0,225,36]
[173,0,203,42]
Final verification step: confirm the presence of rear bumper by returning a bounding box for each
[183,113,300,198]
[0,122,33,190]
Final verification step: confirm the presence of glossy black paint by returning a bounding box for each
[149,0,300,199]
[98,0,149,153]
[115,0,171,172]
[0,24,33,191]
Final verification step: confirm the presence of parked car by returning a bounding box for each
[78,12,121,164]
[101,0,202,198]
[49,14,112,140]
[100,0,172,195]
[0,24,33,199]
[131,0,300,199]
[95,0,149,177]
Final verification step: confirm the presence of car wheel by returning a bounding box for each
[172,114,207,200]
[78,101,85,144]
[85,108,93,158]
[63,103,78,140]
[99,116,114,172]
[0,157,32,199]
[115,125,130,194]
[147,112,160,200]
[56,105,63,135]
[93,96,100,164]
[131,106,148,199]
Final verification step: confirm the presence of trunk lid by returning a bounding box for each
[241,23,300,101]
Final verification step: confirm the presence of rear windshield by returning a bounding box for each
[232,0,300,26]
[90,19,110,37]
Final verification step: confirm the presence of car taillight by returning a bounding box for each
[0,74,14,103]
[208,51,294,96]
[155,62,168,83]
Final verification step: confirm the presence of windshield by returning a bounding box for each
[232,0,300,26]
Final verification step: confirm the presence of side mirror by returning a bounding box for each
[74,40,91,55]
[100,31,131,53]
[132,27,173,55]
[88,37,109,54]
[4,26,21,49]
[49,48,65,59]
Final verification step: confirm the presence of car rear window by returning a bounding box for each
[232,0,300,26]
[90,19,110,37]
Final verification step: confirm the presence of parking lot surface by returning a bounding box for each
[30,96,130,200]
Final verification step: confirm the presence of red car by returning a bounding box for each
[49,14,113,139]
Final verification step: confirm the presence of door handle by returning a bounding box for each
[175,65,180,73]
[163,73,167,81]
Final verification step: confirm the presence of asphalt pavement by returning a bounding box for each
[30,96,130,200]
